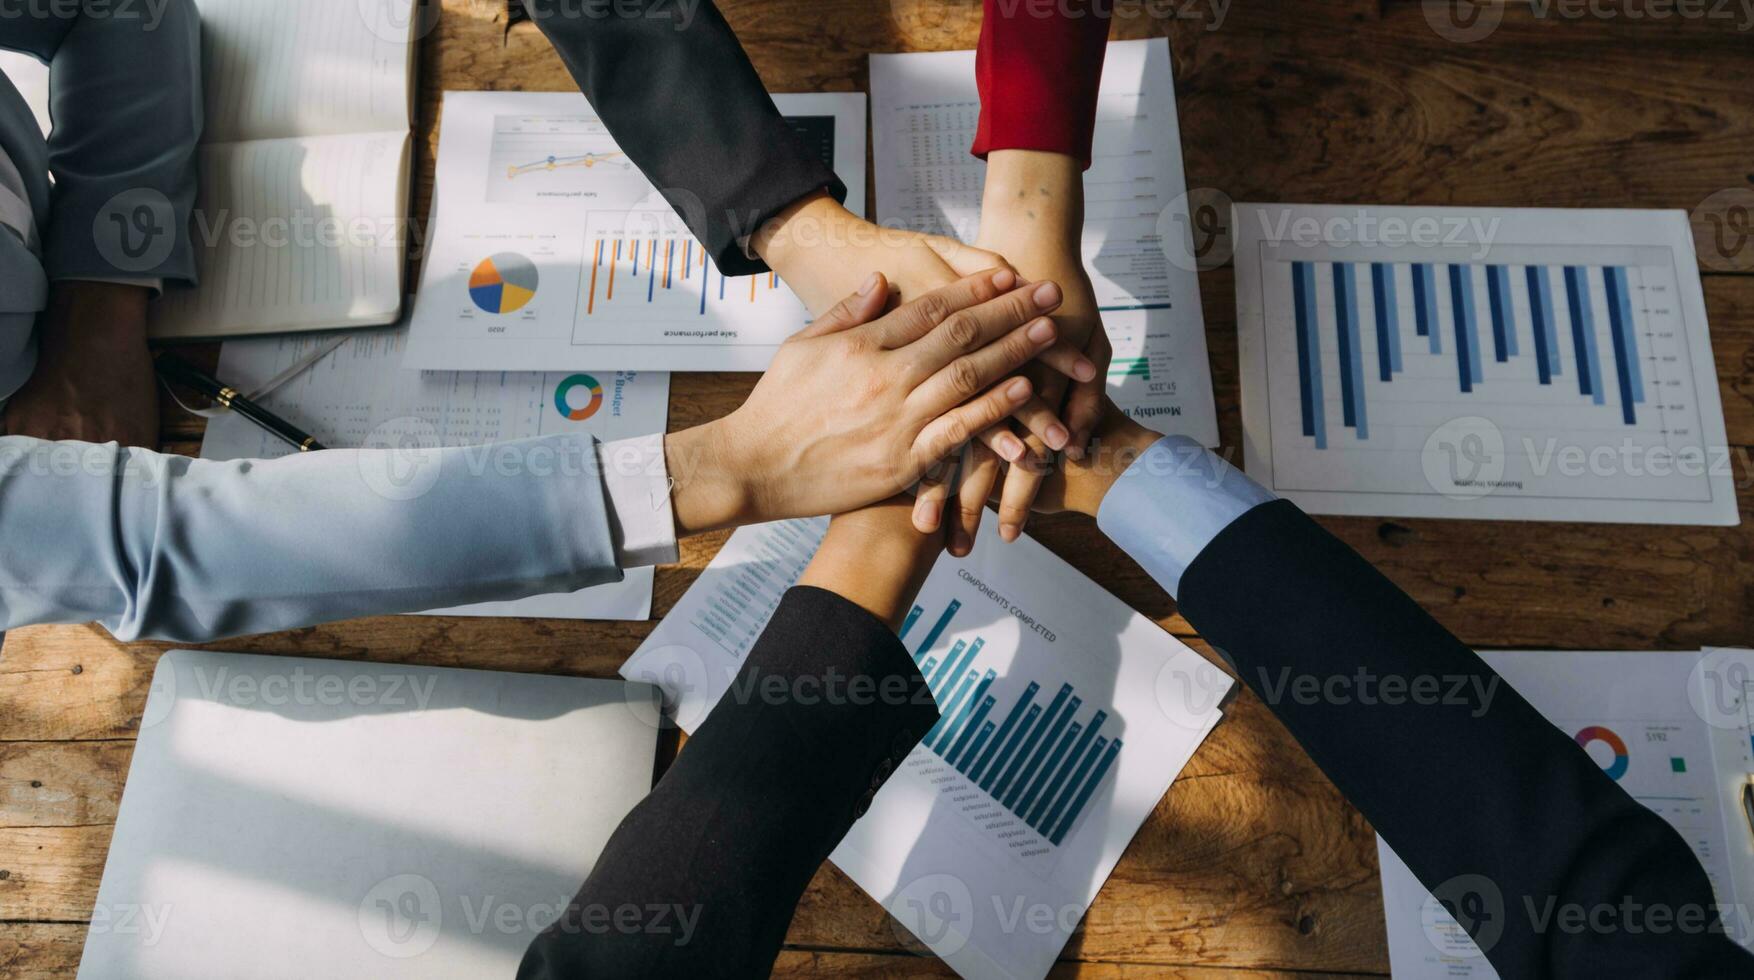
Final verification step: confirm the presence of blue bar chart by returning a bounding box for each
[1288,257,1654,444]
[1240,213,1735,523]
[899,601,1124,847]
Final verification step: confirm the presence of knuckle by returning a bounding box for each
[918,293,954,327]
[942,311,981,351]
[948,359,983,397]
[939,416,973,450]
[1005,329,1038,365]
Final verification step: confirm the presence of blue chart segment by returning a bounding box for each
[1288,258,1658,446]
[900,601,1123,847]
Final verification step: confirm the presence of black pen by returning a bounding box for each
[154,350,327,452]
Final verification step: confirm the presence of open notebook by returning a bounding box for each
[148,0,420,339]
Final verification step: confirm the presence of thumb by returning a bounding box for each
[795,272,889,339]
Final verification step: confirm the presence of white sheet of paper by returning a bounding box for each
[869,39,1219,445]
[402,91,865,372]
[1376,648,1754,977]
[200,327,669,620]
[1233,203,1738,524]
[621,517,1234,979]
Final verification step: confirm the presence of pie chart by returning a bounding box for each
[469,252,540,314]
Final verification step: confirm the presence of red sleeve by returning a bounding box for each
[971,0,1112,169]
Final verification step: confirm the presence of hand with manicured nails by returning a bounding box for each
[663,268,1087,534]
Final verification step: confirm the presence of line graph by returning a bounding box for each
[486,114,646,203]
[505,150,626,181]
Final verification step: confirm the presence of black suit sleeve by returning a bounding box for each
[1177,499,1752,977]
[519,586,938,979]
[516,0,847,276]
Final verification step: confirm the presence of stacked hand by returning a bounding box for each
[753,191,1100,495]
[662,268,1091,534]
[934,150,1114,554]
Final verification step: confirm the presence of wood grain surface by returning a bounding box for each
[5,0,1752,975]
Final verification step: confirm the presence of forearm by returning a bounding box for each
[973,0,1110,167]
[15,0,202,283]
[518,0,843,276]
[1176,505,1749,975]
[797,497,943,631]
[979,149,1084,252]
[0,434,624,641]
[522,586,937,978]
[34,281,148,355]
[1066,420,1750,973]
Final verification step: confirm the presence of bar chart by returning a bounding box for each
[900,600,1124,848]
[1236,206,1736,523]
[1288,256,1655,448]
[577,226,790,320]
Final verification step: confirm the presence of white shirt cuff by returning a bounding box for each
[596,433,680,569]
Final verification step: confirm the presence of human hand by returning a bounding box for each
[1017,394,1161,520]
[662,268,1090,534]
[753,191,1009,313]
[2,282,160,447]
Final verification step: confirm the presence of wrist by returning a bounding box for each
[38,281,151,359]
[1063,416,1160,517]
[750,190,852,274]
[800,500,942,631]
[665,420,756,536]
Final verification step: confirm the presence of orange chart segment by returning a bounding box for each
[470,253,541,314]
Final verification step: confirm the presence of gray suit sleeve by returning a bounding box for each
[0,0,202,283]
[0,433,625,642]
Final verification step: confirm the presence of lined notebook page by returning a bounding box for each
[199,0,414,142]
[150,133,409,337]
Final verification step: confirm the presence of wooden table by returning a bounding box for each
[4,2,1752,975]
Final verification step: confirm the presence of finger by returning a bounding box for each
[795,272,888,339]
[950,441,1001,557]
[909,316,1059,420]
[911,454,959,534]
[1063,377,1106,460]
[995,444,1051,542]
[1034,339,1100,384]
[1008,394,1072,452]
[923,234,1014,279]
[975,423,1028,464]
[1065,329,1112,458]
[914,376,1034,464]
[900,280,1063,382]
[860,267,1018,349]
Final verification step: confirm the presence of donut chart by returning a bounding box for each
[554,374,604,421]
[1574,725,1630,781]
[469,252,540,314]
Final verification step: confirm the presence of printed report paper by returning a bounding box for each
[621,518,1234,979]
[200,326,669,620]
[1233,204,1737,524]
[403,91,865,372]
[869,39,1219,445]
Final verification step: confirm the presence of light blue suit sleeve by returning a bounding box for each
[0,0,202,284]
[1095,435,1278,599]
[0,433,625,642]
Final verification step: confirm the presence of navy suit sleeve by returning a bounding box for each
[1177,499,1753,977]
[520,586,938,978]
